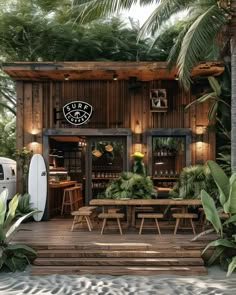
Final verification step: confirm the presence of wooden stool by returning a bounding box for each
[61,186,83,215]
[71,207,96,231]
[98,213,124,235]
[138,213,164,234]
[172,213,198,235]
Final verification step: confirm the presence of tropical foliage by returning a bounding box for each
[200,160,236,276]
[0,114,16,158]
[0,189,37,272]
[15,193,36,218]
[73,0,230,88]
[170,164,218,200]
[101,171,155,199]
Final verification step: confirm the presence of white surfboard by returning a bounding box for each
[28,154,47,221]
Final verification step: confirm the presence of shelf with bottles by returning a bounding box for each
[92,181,110,189]
[153,169,179,178]
[92,171,120,179]
[153,150,176,157]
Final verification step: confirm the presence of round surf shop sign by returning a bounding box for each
[63,101,93,126]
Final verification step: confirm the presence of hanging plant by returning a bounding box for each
[92,142,102,158]
[92,149,102,158]
[105,144,113,152]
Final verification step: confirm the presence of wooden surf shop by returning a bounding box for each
[2,61,224,220]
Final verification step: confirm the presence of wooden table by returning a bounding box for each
[89,198,202,228]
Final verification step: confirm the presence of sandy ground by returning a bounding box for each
[0,266,236,295]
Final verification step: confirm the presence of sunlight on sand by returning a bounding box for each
[0,266,236,295]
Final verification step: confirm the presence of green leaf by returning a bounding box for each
[6,243,37,258]
[202,239,236,256]
[206,160,229,206]
[201,190,222,236]
[185,92,216,110]
[0,189,8,225]
[227,256,236,277]
[205,246,225,266]
[5,210,39,240]
[224,173,236,214]
[208,101,218,122]
[223,214,236,226]
[208,77,221,96]
[4,194,19,228]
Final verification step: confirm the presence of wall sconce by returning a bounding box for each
[113,73,118,80]
[64,73,70,81]
[195,125,206,142]
[32,134,38,143]
[134,133,142,144]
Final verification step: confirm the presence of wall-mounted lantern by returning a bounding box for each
[195,125,206,142]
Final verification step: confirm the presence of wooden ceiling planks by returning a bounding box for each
[2,61,224,81]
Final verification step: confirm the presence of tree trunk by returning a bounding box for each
[231,1,236,172]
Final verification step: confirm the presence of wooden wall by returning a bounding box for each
[16,78,215,187]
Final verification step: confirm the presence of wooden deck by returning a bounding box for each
[12,218,216,276]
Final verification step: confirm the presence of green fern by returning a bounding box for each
[104,172,154,199]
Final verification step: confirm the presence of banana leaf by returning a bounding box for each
[204,246,225,266]
[223,214,236,226]
[208,77,221,96]
[185,92,216,110]
[224,173,236,214]
[4,194,19,228]
[227,256,236,277]
[0,190,8,225]
[201,189,222,236]
[202,239,236,256]
[5,210,39,240]
[206,160,229,206]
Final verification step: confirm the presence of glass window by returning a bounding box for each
[152,136,186,188]
[91,138,125,198]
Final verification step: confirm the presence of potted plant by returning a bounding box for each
[101,171,155,200]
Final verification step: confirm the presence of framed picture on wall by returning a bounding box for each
[150,89,168,112]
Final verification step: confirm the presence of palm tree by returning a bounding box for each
[73,0,236,172]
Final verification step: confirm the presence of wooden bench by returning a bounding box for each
[172,213,198,235]
[98,213,124,235]
[137,213,164,235]
[71,206,97,231]
[61,186,83,215]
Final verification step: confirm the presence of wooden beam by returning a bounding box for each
[2,61,224,81]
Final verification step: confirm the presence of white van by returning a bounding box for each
[0,157,17,199]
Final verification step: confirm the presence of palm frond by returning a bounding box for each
[139,0,193,39]
[167,22,191,68]
[177,4,226,89]
[71,0,151,24]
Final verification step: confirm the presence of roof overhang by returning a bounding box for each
[1,61,224,81]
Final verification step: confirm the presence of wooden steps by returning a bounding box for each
[11,220,214,276]
[37,249,202,258]
[31,245,207,276]
[31,265,207,276]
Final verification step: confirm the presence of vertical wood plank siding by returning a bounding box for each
[17,79,215,166]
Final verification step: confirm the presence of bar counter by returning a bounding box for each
[49,181,77,217]
[49,180,77,188]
